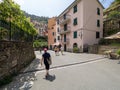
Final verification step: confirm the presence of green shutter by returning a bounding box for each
[73,5,77,13]
[74,31,77,38]
[73,18,77,25]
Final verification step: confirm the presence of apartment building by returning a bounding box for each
[57,0,103,52]
[48,17,57,50]
[31,20,48,37]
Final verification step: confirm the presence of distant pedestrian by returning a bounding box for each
[56,47,60,56]
[54,46,58,56]
[60,46,64,55]
[41,48,52,78]
[39,48,42,54]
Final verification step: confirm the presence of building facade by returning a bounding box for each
[47,17,57,50]
[31,20,48,37]
[57,0,103,52]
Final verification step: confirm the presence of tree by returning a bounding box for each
[115,0,120,3]
[108,11,120,19]
[0,0,37,41]
[0,27,8,40]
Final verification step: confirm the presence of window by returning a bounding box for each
[64,14,66,20]
[64,34,66,42]
[73,31,77,38]
[54,38,56,42]
[73,43,78,48]
[52,32,54,36]
[57,20,59,24]
[57,27,59,32]
[97,8,100,15]
[58,36,60,40]
[73,5,77,13]
[73,18,78,25]
[57,19,59,25]
[64,24,67,31]
[97,20,100,27]
[96,32,100,38]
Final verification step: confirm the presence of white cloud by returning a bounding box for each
[13,0,24,6]
[0,0,2,1]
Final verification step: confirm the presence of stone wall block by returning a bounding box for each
[0,41,35,80]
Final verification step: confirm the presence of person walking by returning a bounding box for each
[60,46,64,55]
[39,48,42,54]
[54,46,58,56]
[41,48,52,78]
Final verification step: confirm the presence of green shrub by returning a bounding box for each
[33,40,48,48]
[73,47,79,53]
[33,40,41,48]
[117,49,120,55]
[99,38,109,45]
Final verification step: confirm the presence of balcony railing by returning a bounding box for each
[61,38,70,44]
[60,15,71,25]
[59,26,71,35]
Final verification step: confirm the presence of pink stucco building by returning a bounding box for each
[57,0,104,52]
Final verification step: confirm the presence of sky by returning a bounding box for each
[1,0,115,17]
[14,0,75,17]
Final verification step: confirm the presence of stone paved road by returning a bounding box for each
[1,50,120,90]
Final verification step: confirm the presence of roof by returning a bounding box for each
[57,0,104,18]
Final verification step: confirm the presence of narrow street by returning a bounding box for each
[1,51,120,90]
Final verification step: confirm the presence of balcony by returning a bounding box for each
[60,15,71,26]
[61,38,70,44]
[59,26,71,35]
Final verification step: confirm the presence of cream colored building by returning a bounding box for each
[57,0,104,52]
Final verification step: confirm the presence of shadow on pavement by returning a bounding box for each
[43,74,56,82]
[1,58,41,90]
[1,71,37,90]
[22,58,41,72]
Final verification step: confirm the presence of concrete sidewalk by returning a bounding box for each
[22,50,105,73]
[1,50,120,90]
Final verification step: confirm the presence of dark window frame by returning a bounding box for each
[64,14,66,20]
[57,27,59,32]
[97,8,100,15]
[73,31,77,38]
[54,38,56,42]
[64,24,67,31]
[73,5,77,13]
[73,18,78,25]
[97,19,100,27]
[96,32,100,38]
[58,36,60,40]
[52,32,54,36]
[57,19,59,24]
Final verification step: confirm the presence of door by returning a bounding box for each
[50,45,52,50]
[64,34,66,42]
[64,44,66,51]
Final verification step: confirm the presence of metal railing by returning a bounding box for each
[59,26,71,34]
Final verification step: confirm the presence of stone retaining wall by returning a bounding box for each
[0,41,35,81]
[98,45,120,54]
[88,45,120,54]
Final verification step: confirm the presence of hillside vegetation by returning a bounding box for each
[24,11,49,24]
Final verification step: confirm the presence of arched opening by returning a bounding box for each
[73,43,79,53]
[73,43,78,48]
